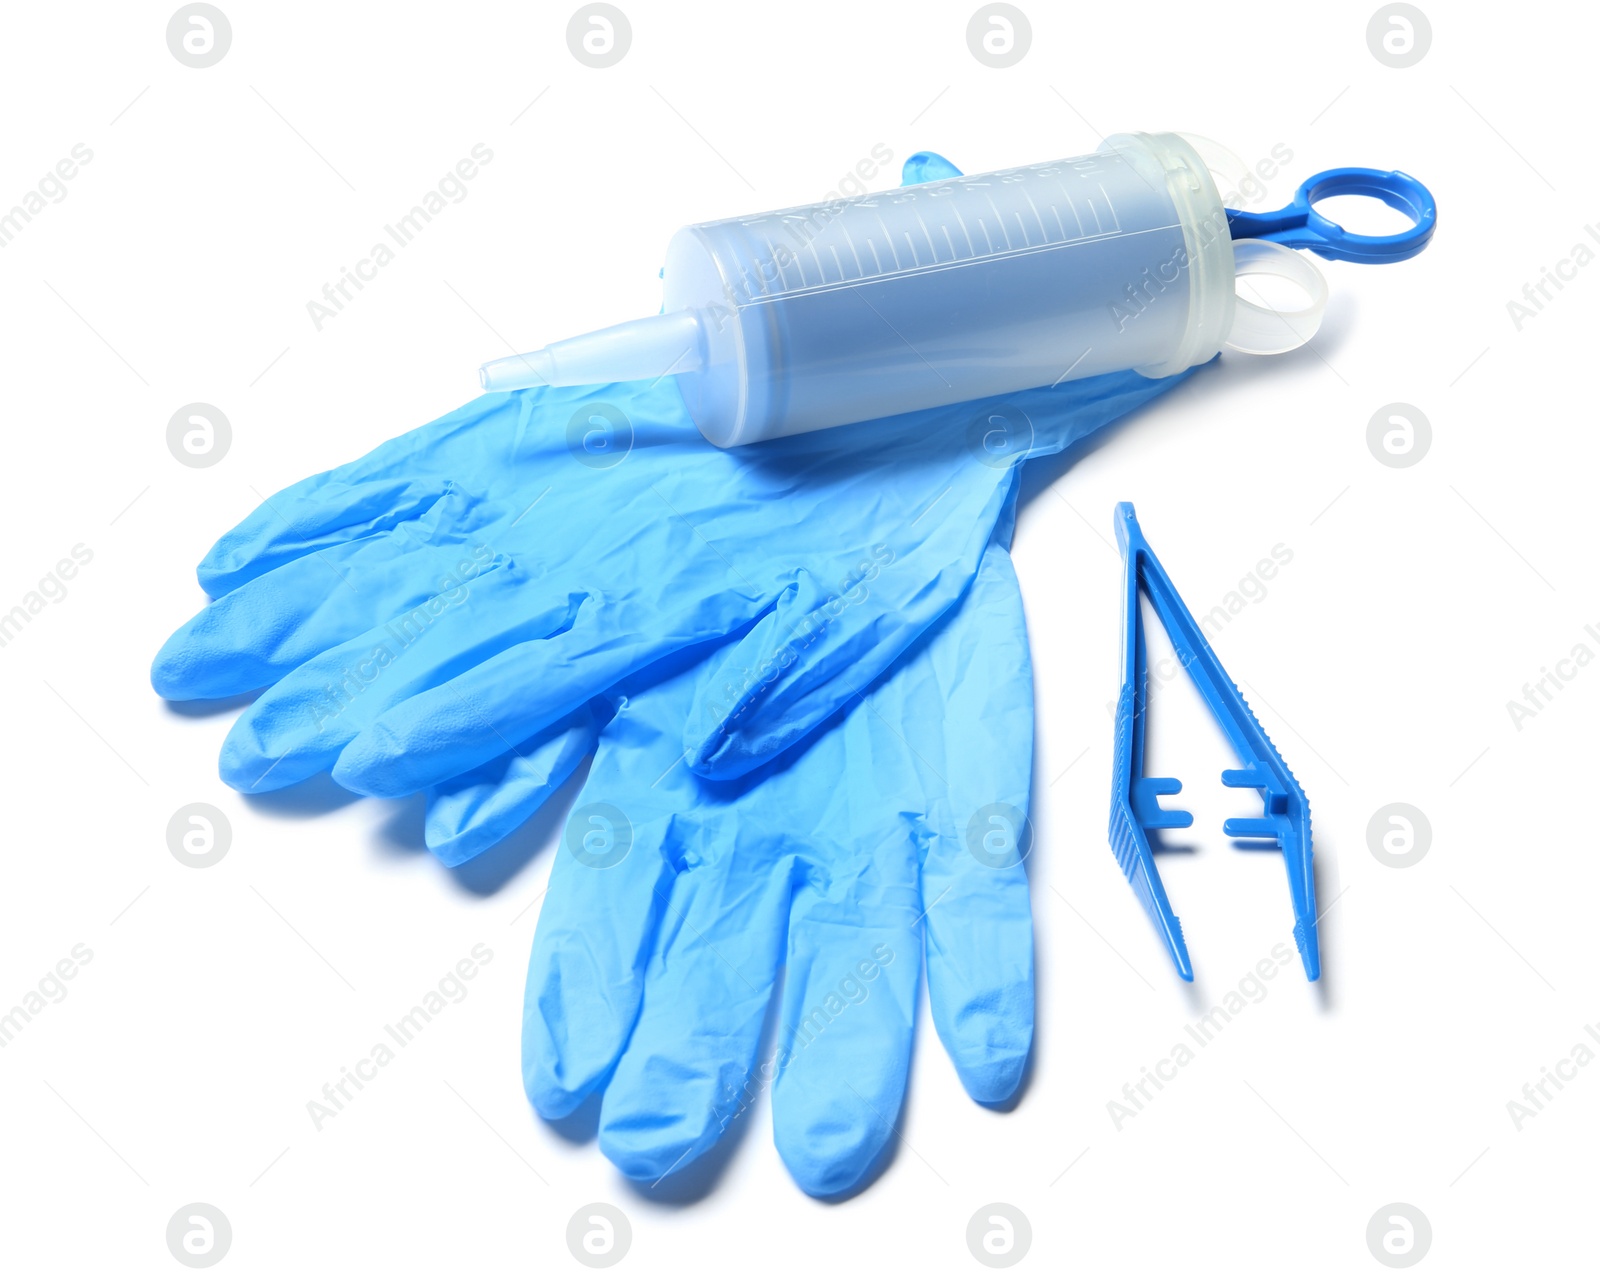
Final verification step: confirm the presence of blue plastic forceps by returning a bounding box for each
[1108,503,1319,982]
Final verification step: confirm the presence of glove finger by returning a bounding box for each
[193,393,517,597]
[332,590,764,798]
[522,813,674,1120]
[920,541,1035,1101]
[596,852,791,1183]
[922,832,1033,1102]
[154,530,499,701]
[683,492,996,781]
[197,475,453,598]
[424,706,600,867]
[768,838,922,1198]
[215,558,578,791]
[521,671,706,1120]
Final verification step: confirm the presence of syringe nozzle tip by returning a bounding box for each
[478,351,554,394]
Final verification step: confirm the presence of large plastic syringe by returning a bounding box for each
[479,133,1434,447]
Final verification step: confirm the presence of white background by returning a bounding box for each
[1,1,1595,1268]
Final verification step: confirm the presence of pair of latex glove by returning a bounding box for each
[153,152,1198,1197]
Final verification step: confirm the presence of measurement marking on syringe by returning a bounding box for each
[733,260,762,301]
[774,229,808,288]
[873,212,905,271]
[758,234,784,297]
[805,238,826,287]
[1055,180,1086,237]
[911,207,940,262]
[1019,186,1050,242]
[981,193,1015,251]
[736,222,1183,302]
[951,205,976,256]
[844,231,865,278]
[1097,184,1122,235]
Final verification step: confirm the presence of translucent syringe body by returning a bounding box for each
[481,134,1235,447]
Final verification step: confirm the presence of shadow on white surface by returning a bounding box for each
[372,756,593,897]
[245,769,362,817]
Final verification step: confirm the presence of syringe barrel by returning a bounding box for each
[665,133,1234,448]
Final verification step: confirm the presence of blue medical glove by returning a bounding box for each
[150,369,1189,800]
[519,532,1035,1197]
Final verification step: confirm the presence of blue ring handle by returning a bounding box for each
[1226,167,1436,264]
